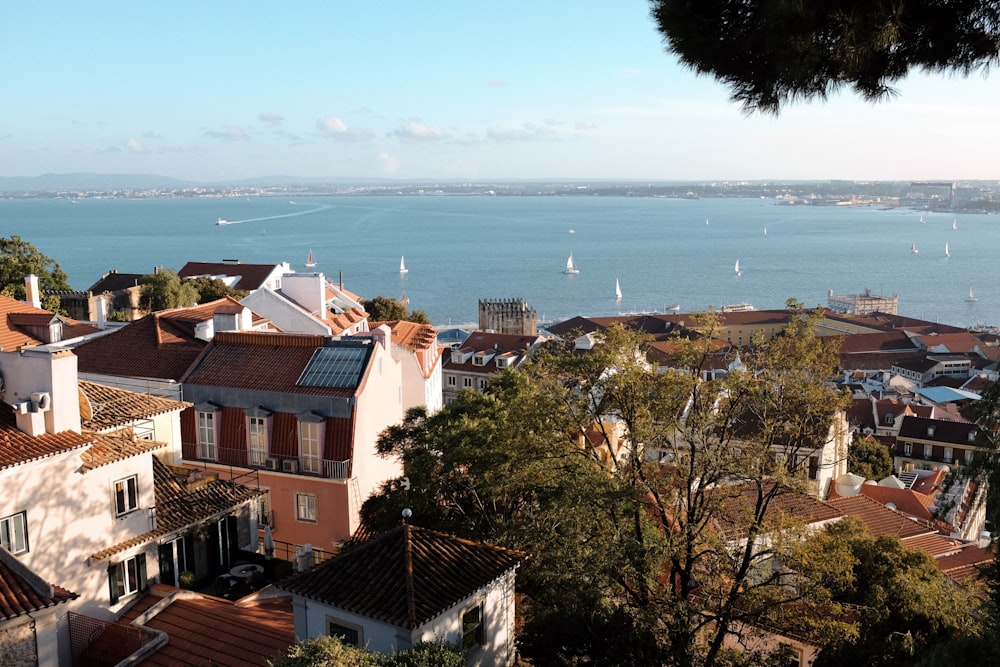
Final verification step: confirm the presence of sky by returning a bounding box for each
[5,1,1000,183]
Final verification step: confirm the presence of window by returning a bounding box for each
[462,604,485,649]
[197,409,217,460]
[327,618,362,646]
[108,553,147,604]
[248,415,268,466]
[0,511,28,554]
[944,447,953,462]
[966,449,975,464]
[299,419,322,474]
[463,377,473,387]
[479,378,489,389]
[923,444,933,459]
[903,443,913,456]
[447,375,456,386]
[884,412,894,425]
[114,476,139,516]
[296,493,317,522]
[807,456,819,481]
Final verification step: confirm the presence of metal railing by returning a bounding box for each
[69,611,160,666]
[183,443,351,479]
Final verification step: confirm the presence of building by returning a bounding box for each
[56,269,146,322]
[179,328,405,551]
[478,298,537,336]
[827,288,899,316]
[278,524,525,667]
[442,331,543,404]
[371,319,443,414]
[240,271,369,336]
[177,259,291,292]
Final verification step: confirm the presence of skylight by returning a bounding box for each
[297,345,370,389]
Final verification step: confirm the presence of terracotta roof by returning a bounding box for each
[326,306,368,334]
[0,294,98,350]
[80,431,168,471]
[824,494,934,539]
[835,330,918,354]
[90,456,262,561]
[936,545,994,587]
[827,312,966,334]
[443,331,541,374]
[0,549,77,621]
[713,482,843,540]
[178,261,282,291]
[857,485,934,522]
[117,584,294,666]
[372,320,438,351]
[914,332,983,354]
[900,532,967,558]
[278,524,526,629]
[79,380,191,431]
[183,331,374,397]
[0,408,93,471]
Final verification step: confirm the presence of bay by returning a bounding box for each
[0,196,994,328]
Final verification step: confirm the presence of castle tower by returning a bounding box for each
[478,298,537,335]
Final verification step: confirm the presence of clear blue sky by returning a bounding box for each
[5,1,1000,182]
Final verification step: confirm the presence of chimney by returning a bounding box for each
[24,274,41,308]
[96,295,107,330]
[372,324,392,356]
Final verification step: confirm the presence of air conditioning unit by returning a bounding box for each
[16,401,30,415]
[282,459,299,474]
[263,457,280,471]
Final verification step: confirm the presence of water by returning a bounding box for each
[1,196,995,328]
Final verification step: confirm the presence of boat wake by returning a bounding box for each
[216,204,332,226]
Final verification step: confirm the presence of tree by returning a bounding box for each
[848,435,893,481]
[0,235,70,312]
[361,295,430,324]
[138,269,199,313]
[268,636,464,667]
[364,307,852,666]
[794,517,980,666]
[649,0,1000,113]
[185,275,248,304]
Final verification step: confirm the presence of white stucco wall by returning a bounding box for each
[241,287,333,336]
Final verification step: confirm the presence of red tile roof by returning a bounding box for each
[372,320,438,351]
[183,332,374,397]
[0,294,98,351]
[278,524,525,629]
[824,494,935,539]
[79,380,191,432]
[0,549,77,621]
[117,584,294,666]
[0,408,93,471]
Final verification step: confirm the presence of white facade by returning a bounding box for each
[293,569,519,667]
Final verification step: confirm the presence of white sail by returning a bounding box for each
[305,249,316,268]
[945,242,950,258]
[911,243,918,254]
[564,253,579,274]
[399,256,408,274]
[953,219,958,230]
[967,287,977,302]
[615,278,622,300]
[734,259,741,276]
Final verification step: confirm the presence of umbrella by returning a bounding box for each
[263,524,275,560]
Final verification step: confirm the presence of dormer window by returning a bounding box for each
[496,355,512,369]
[884,412,894,425]
[927,425,936,437]
[968,429,978,443]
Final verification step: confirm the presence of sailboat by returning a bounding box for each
[945,242,950,258]
[953,219,958,230]
[564,253,580,274]
[967,287,978,302]
[911,243,918,254]
[919,215,925,224]
[615,278,622,300]
[304,249,316,268]
[734,259,741,277]
[763,227,767,237]
[399,256,408,274]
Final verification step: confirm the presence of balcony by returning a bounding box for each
[69,611,164,666]
[183,443,351,479]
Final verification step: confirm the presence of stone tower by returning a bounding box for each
[478,298,537,335]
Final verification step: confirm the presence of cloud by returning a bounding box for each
[486,122,559,143]
[378,152,401,175]
[259,113,284,127]
[393,121,448,142]
[124,138,148,154]
[203,126,249,142]
[575,120,597,130]
[317,116,348,135]
[142,130,162,139]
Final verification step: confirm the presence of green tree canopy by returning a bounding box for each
[0,235,70,312]
[268,636,464,667]
[848,435,893,481]
[185,275,249,304]
[364,307,853,666]
[649,0,1000,113]
[138,268,200,313]
[361,295,430,325]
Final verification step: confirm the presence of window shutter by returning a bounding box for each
[137,553,148,592]
[108,564,120,605]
